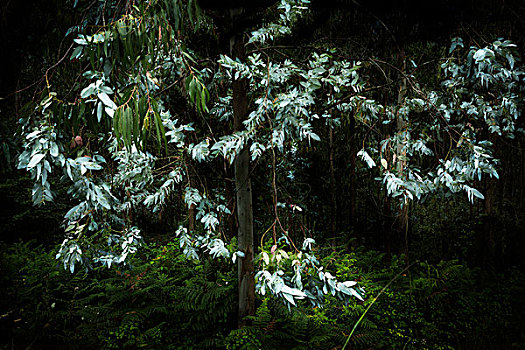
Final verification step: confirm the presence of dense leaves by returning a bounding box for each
[1,0,525,348]
[1,241,523,349]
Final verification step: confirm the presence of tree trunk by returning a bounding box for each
[224,164,237,241]
[396,48,409,263]
[348,113,357,230]
[231,10,256,326]
[483,179,496,267]
[234,146,255,326]
[382,194,392,259]
[329,127,337,250]
[483,133,497,268]
[186,163,196,232]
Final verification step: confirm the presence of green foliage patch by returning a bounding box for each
[0,240,236,349]
[1,241,523,349]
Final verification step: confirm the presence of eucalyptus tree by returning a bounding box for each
[16,0,367,324]
[16,0,523,325]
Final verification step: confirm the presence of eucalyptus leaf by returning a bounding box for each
[27,153,45,169]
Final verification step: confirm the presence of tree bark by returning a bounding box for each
[186,163,196,232]
[230,10,255,326]
[348,113,357,229]
[234,146,255,326]
[329,127,337,250]
[483,179,496,267]
[483,134,497,268]
[396,48,409,262]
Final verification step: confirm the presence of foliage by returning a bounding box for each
[0,240,236,349]
[1,238,524,349]
[3,0,525,347]
[14,0,368,308]
[226,248,525,350]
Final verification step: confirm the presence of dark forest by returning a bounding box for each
[1,0,524,348]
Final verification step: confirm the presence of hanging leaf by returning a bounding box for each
[98,91,117,109]
[70,46,83,60]
[28,153,45,169]
[96,101,103,122]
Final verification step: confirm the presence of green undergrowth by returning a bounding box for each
[1,241,523,349]
[0,240,236,349]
